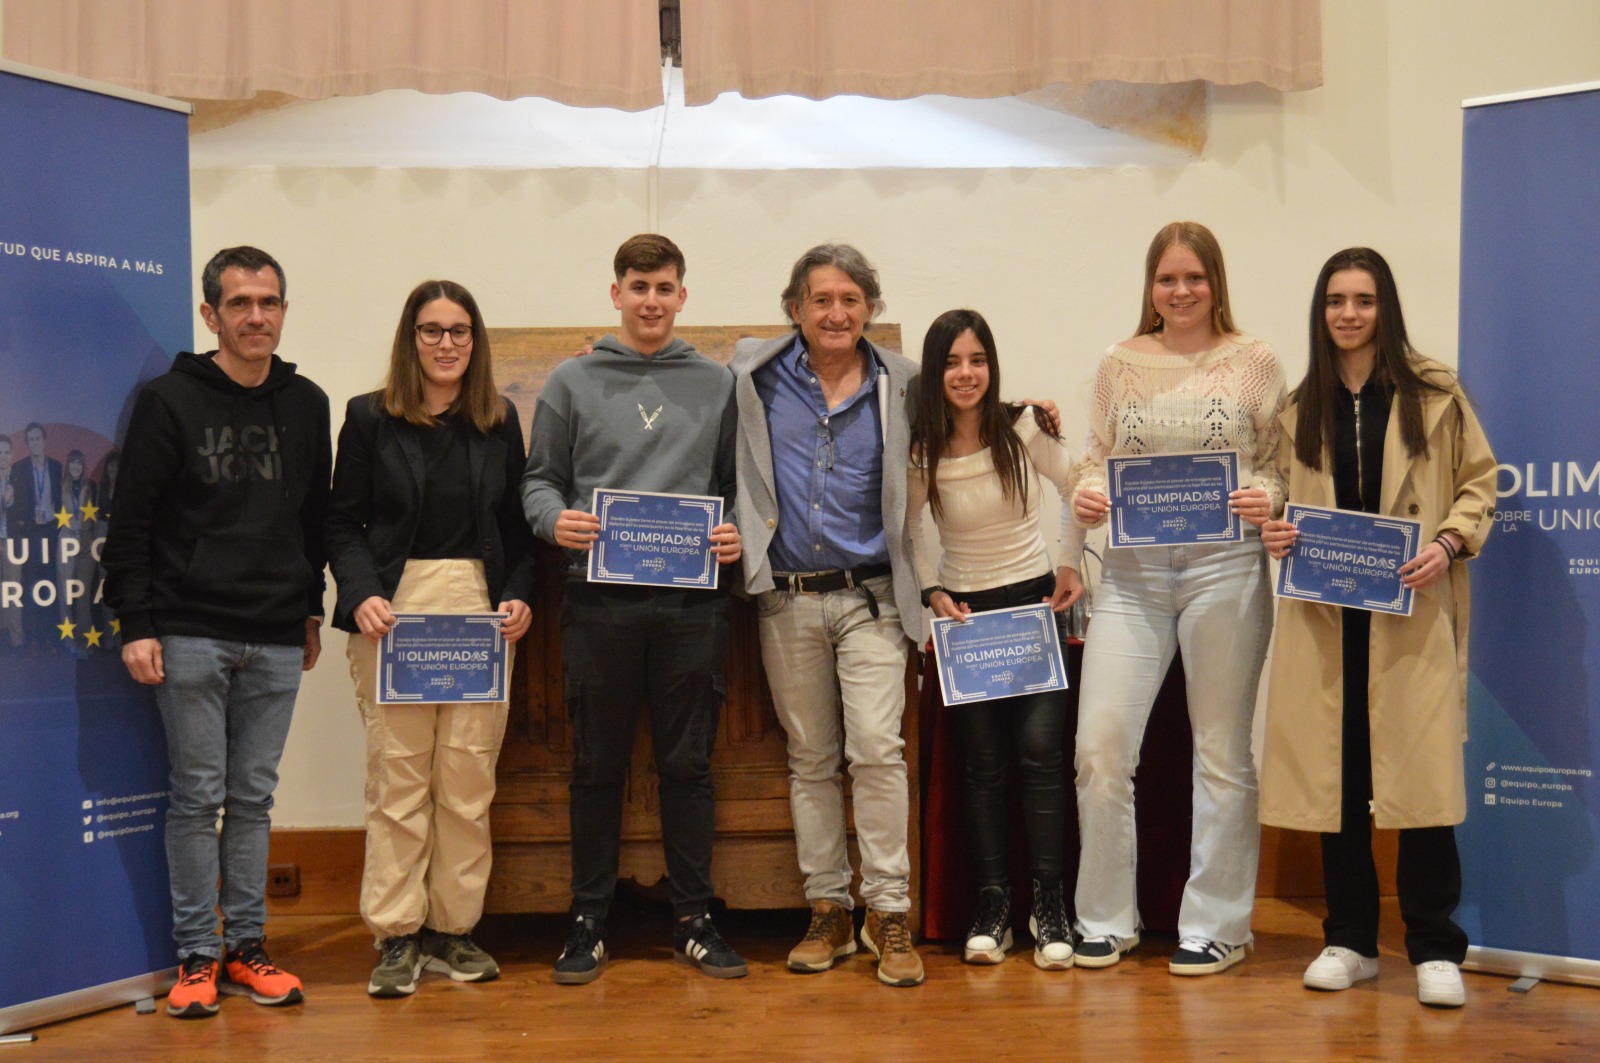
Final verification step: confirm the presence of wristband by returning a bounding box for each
[920,585,945,608]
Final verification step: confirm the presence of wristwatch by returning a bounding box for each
[920,585,945,608]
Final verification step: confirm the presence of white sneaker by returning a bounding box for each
[1415,960,1466,1007]
[1303,946,1380,990]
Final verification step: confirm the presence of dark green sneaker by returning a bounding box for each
[420,929,500,983]
[368,935,422,997]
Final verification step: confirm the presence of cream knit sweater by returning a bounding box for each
[1069,335,1287,522]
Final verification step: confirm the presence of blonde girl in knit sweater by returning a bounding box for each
[1067,221,1286,976]
[908,308,1084,969]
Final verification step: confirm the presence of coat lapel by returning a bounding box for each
[735,341,781,503]
[1379,388,1451,516]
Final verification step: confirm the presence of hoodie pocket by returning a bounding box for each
[179,532,311,620]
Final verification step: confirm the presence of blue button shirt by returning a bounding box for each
[753,334,888,573]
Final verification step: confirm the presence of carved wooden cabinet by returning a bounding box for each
[486,546,920,914]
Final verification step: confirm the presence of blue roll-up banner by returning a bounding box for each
[1,62,192,1032]
[1457,81,1600,987]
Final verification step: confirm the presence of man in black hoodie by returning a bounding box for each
[102,246,331,1019]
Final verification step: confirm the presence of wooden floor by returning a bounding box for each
[19,897,1599,1061]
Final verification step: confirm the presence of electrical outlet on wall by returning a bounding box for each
[267,863,301,898]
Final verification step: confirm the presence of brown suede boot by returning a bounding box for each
[862,909,924,987]
[787,900,857,973]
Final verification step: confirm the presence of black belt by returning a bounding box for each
[774,563,892,595]
[774,563,892,619]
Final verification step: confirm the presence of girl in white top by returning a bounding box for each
[907,308,1084,970]
[1069,222,1286,976]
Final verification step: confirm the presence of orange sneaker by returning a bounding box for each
[167,954,220,1018]
[223,939,304,1006]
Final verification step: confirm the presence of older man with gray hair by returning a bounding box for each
[731,244,925,987]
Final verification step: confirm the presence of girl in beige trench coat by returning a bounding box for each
[1260,248,1497,1009]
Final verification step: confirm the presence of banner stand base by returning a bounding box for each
[1465,945,1600,989]
[0,969,176,1036]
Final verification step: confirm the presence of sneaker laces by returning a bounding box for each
[802,905,843,942]
[228,941,283,976]
[176,954,215,983]
[686,916,732,954]
[1032,882,1068,940]
[562,916,601,955]
[1178,936,1225,960]
[380,936,416,964]
[876,912,913,953]
[969,888,1009,937]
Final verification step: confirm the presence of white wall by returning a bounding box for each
[183,1,1600,825]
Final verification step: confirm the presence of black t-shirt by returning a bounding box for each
[408,416,476,560]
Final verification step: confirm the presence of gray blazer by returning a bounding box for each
[730,332,924,644]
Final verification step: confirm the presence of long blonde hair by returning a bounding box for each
[1135,221,1237,339]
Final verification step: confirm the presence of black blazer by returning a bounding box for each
[325,392,537,633]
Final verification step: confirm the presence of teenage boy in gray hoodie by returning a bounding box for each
[521,234,745,984]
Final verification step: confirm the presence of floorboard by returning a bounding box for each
[17,897,1598,1061]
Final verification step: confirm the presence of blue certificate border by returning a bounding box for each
[1276,504,1421,616]
[1107,449,1243,548]
[932,603,1069,706]
[377,613,508,704]
[588,488,721,589]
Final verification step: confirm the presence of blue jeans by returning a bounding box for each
[1074,538,1270,945]
[155,635,303,959]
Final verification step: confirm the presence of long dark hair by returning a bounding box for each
[382,280,504,433]
[1293,248,1453,471]
[62,449,89,499]
[911,308,1055,519]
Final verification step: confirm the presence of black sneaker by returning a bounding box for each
[554,915,607,985]
[1074,930,1140,969]
[1169,937,1248,976]
[1029,879,1074,970]
[963,886,1012,965]
[673,913,749,979]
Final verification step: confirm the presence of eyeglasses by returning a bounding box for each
[416,323,474,346]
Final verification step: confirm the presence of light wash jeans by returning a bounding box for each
[1073,538,1269,946]
[756,574,912,912]
[155,635,303,960]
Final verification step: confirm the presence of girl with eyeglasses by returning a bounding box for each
[326,280,537,998]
